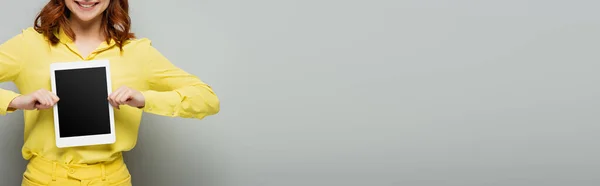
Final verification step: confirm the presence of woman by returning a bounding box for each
[0,0,220,185]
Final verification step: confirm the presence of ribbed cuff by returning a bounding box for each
[140,90,180,117]
[0,89,21,115]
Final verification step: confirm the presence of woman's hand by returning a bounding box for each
[9,89,60,110]
[108,86,145,109]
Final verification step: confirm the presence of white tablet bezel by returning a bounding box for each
[50,60,116,148]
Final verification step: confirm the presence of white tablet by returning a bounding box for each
[50,60,116,148]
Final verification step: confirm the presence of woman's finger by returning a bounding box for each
[111,88,126,109]
[108,87,123,100]
[107,97,117,108]
[37,104,51,110]
[108,88,123,103]
[116,89,131,104]
[50,93,60,102]
[108,96,119,108]
[42,91,54,106]
[34,92,49,106]
[35,93,52,109]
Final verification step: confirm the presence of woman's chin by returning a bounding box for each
[71,14,101,22]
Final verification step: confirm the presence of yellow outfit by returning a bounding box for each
[0,27,220,185]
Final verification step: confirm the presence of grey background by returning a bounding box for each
[2,0,600,185]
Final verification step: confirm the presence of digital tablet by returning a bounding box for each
[50,60,116,148]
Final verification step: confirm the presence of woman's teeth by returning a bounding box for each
[77,2,98,8]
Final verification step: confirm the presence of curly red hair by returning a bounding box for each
[34,0,135,50]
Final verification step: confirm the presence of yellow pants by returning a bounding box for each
[21,155,132,186]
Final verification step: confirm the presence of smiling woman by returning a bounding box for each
[34,0,134,52]
[0,0,220,186]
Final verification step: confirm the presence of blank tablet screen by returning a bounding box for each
[55,67,111,138]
